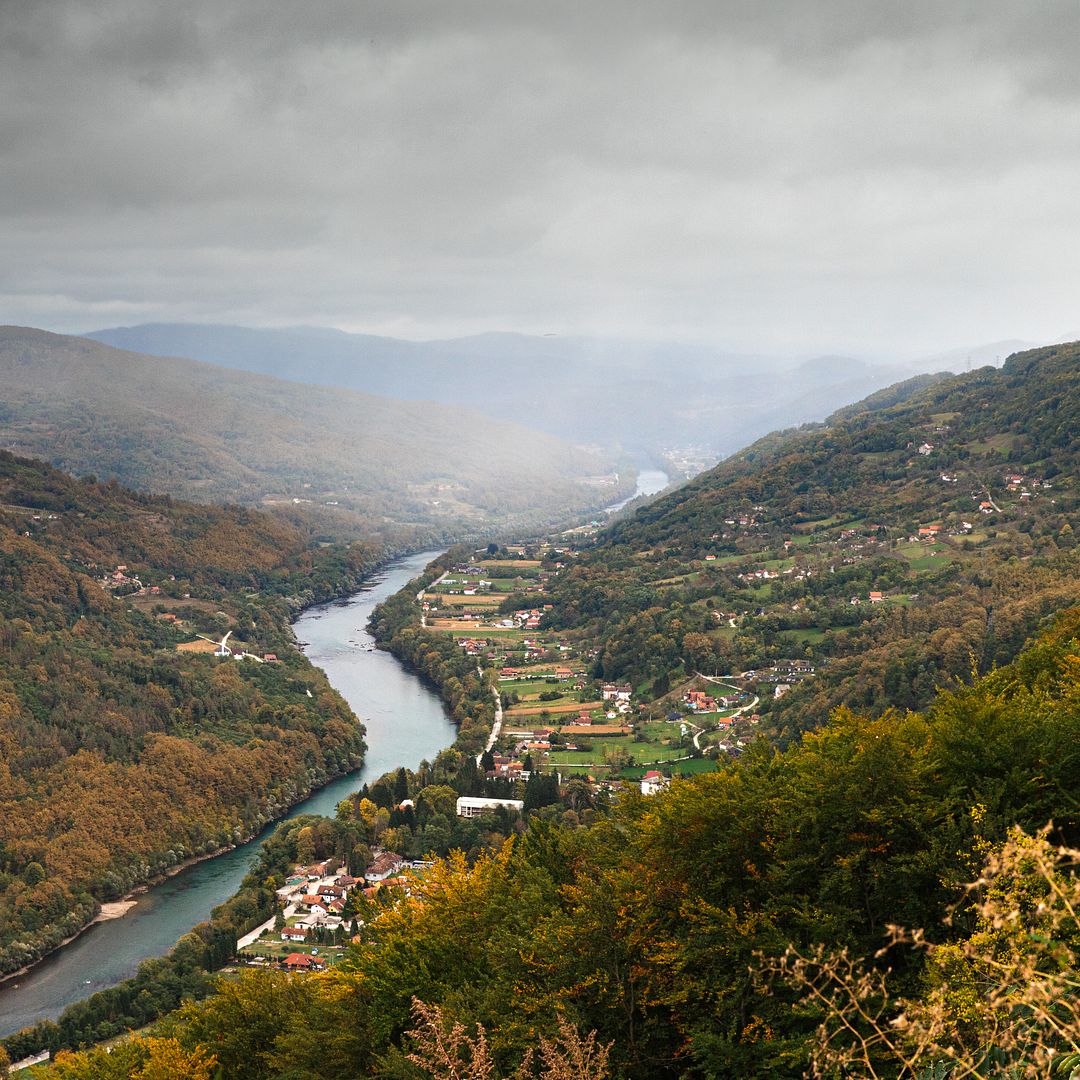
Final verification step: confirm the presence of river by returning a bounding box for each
[604,467,669,513]
[0,549,453,1037]
[0,467,671,1037]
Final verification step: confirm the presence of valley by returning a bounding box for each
[5,341,1080,1078]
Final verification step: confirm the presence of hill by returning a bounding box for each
[85,322,974,467]
[537,340,1080,740]
[0,453,378,979]
[0,327,627,542]
[23,607,1080,1076]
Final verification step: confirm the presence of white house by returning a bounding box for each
[640,770,669,796]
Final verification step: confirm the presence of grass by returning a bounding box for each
[429,595,502,607]
[498,677,579,694]
[620,757,719,778]
[546,741,692,767]
[240,934,349,968]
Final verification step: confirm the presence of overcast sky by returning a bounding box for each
[3,1,1079,357]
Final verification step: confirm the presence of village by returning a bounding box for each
[414,546,768,793]
[235,849,426,973]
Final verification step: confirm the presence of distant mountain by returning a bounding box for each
[86,323,986,464]
[0,327,628,542]
[540,340,1080,741]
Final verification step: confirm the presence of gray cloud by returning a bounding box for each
[3,0,1080,356]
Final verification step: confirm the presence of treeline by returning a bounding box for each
[30,608,1080,1077]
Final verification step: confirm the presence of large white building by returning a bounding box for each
[456,796,525,819]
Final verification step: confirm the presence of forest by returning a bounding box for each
[0,453,377,982]
[22,605,1080,1078]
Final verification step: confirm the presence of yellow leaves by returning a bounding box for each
[740,1015,774,1045]
[130,1038,217,1080]
[46,1038,216,1080]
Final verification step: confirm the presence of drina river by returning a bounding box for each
[0,549,453,1037]
[0,466,670,1037]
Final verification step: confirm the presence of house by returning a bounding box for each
[281,927,308,943]
[980,501,995,513]
[918,443,934,455]
[283,953,324,971]
[317,884,345,900]
[640,770,669,796]
[869,591,884,603]
[456,796,525,819]
[365,851,406,882]
[300,895,328,915]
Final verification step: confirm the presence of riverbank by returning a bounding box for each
[0,550,455,1041]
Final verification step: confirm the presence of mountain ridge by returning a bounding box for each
[84,321,1009,462]
[0,326,626,542]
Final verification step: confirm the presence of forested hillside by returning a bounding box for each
[539,341,1080,740]
[0,454,375,979]
[0,327,630,543]
[28,608,1080,1077]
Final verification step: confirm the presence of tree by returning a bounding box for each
[394,767,410,804]
[294,826,316,866]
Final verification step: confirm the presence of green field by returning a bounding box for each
[779,627,828,645]
[542,718,694,769]
[239,934,349,969]
[620,757,720,778]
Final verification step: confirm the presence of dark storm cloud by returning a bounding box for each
[3,0,1080,354]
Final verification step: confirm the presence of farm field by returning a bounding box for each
[505,699,603,717]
